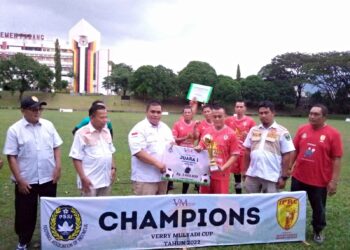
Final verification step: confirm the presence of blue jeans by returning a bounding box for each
[291,177,327,233]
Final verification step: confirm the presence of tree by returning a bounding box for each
[54,39,62,90]
[236,64,241,81]
[153,65,178,100]
[240,75,272,106]
[258,53,312,108]
[0,53,53,99]
[212,75,241,109]
[36,64,54,91]
[177,61,217,98]
[307,52,350,113]
[103,62,133,96]
[130,65,178,101]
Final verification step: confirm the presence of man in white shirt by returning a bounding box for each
[243,101,295,193]
[128,100,174,195]
[70,104,116,196]
[3,96,63,250]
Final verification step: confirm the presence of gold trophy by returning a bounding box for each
[203,134,219,172]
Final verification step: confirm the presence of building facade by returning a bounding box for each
[0,19,110,94]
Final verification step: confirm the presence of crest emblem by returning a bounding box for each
[277,197,299,230]
[320,135,326,143]
[50,205,82,241]
[31,96,39,102]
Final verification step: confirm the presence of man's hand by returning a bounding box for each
[194,145,202,152]
[111,168,117,183]
[158,163,166,174]
[277,177,288,189]
[17,179,32,194]
[81,176,93,193]
[327,180,337,196]
[52,166,61,184]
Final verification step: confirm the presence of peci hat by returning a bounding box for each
[21,96,47,109]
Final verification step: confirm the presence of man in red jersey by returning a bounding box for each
[225,101,256,194]
[195,105,240,194]
[291,104,343,244]
[192,104,213,192]
[195,104,214,141]
[171,105,198,194]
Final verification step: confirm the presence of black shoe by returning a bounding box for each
[313,231,324,244]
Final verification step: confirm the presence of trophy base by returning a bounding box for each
[210,165,220,172]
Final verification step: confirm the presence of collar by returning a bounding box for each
[258,121,277,130]
[22,117,42,126]
[145,118,160,128]
[88,122,109,133]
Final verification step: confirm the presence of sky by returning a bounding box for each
[1,0,350,78]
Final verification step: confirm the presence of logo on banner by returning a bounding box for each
[276,197,299,230]
[43,205,88,248]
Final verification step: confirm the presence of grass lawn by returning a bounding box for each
[0,109,349,249]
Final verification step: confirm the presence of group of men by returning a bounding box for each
[128,99,342,244]
[2,97,116,250]
[1,96,342,249]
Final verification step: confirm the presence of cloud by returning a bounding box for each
[2,0,350,77]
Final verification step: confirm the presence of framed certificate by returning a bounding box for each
[186,83,213,103]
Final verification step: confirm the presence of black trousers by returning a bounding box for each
[291,177,327,233]
[15,181,57,245]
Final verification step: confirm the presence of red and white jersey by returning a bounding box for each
[172,119,196,147]
[199,125,240,180]
[196,119,214,141]
[225,115,256,153]
[292,124,343,187]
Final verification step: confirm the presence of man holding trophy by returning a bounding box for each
[195,105,240,194]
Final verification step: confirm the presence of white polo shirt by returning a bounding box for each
[128,118,174,182]
[243,121,295,182]
[69,123,116,189]
[3,117,63,184]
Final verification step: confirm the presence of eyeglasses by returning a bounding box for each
[150,110,162,114]
[26,107,43,112]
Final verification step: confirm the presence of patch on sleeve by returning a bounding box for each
[131,131,139,136]
[284,133,291,141]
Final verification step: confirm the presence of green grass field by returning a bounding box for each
[0,109,349,250]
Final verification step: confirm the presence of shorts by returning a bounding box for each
[200,178,230,194]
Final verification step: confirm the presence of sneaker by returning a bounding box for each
[313,231,324,244]
[16,243,27,250]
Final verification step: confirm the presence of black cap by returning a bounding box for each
[21,96,47,109]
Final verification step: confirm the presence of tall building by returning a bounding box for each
[0,31,73,83]
[0,19,110,94]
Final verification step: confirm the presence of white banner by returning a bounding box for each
[41,192,306,249]
[161,145,210,185]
